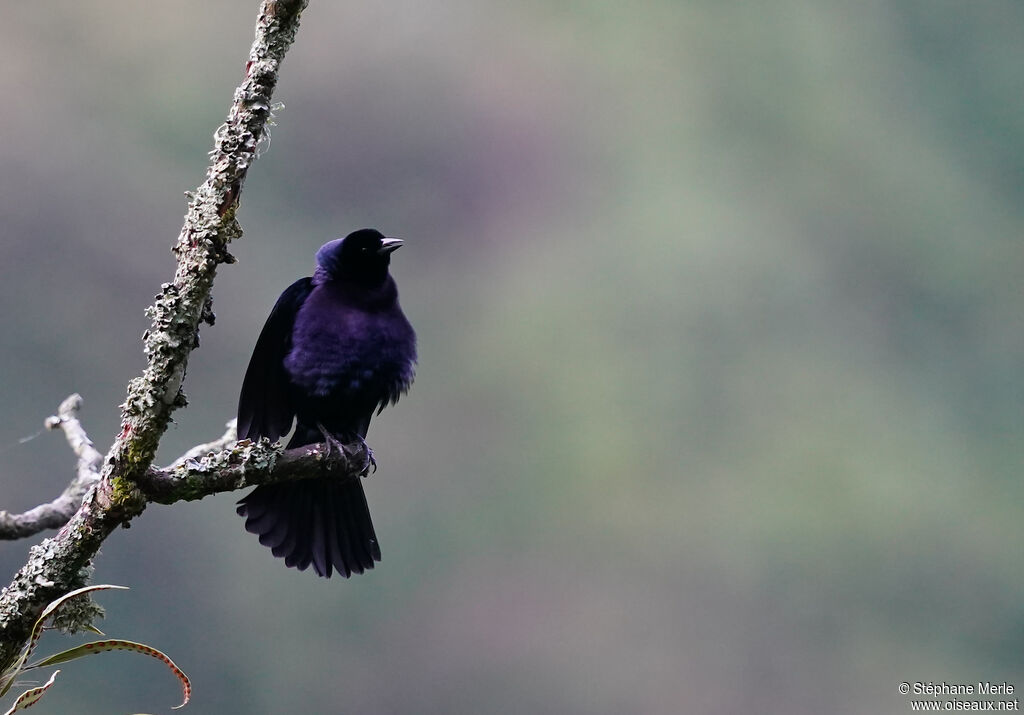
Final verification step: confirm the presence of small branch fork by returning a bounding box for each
[0,396,102,540]
[0,0,311,667]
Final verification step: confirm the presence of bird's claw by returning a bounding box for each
[316,424,376,476]
[356,437,376,477]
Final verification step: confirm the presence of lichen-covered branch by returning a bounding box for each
[0,0,310,667]
[0,404,332,541]
[0,485,98,542]
[0,395,102,540]
[0,395,370,534]
[141,439,372,506]
[165,419,238,470]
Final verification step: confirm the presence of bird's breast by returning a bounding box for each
[283,292,415,403]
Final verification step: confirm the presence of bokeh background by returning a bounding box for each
[2,1,1022,713]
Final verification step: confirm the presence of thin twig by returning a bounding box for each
[44,394,103,474]
[0,396,103,540]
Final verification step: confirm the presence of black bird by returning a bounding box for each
[236,229,416,578]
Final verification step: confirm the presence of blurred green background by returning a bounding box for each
[2,1,1022,713]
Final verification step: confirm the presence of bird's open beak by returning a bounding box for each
[378,238,404,255]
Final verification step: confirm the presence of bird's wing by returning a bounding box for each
[237,277,314,442]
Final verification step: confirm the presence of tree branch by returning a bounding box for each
[0,0,310,666]
[0,395,102,541]
[165,419,238,471]
[140,440,372,506]
[45,394,104,474]
[0,400,362,541]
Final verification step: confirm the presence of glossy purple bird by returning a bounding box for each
[236,229,417,578]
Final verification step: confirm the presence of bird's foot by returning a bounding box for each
[315,424,375,476]
[354,435,377,476]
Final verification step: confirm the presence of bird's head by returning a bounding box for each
[315,228,404,284]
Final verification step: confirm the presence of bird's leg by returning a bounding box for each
[315,423,348,461]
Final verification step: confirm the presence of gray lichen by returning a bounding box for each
[47,566,103,635]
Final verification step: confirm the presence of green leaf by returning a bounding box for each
[0,584,190,710]
[0,585,125,698]
[24,639,190,709]
[2,670,59,715]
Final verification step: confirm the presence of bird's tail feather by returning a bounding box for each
[236,478,380,578]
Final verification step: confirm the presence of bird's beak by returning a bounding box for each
[378,238,404,255]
